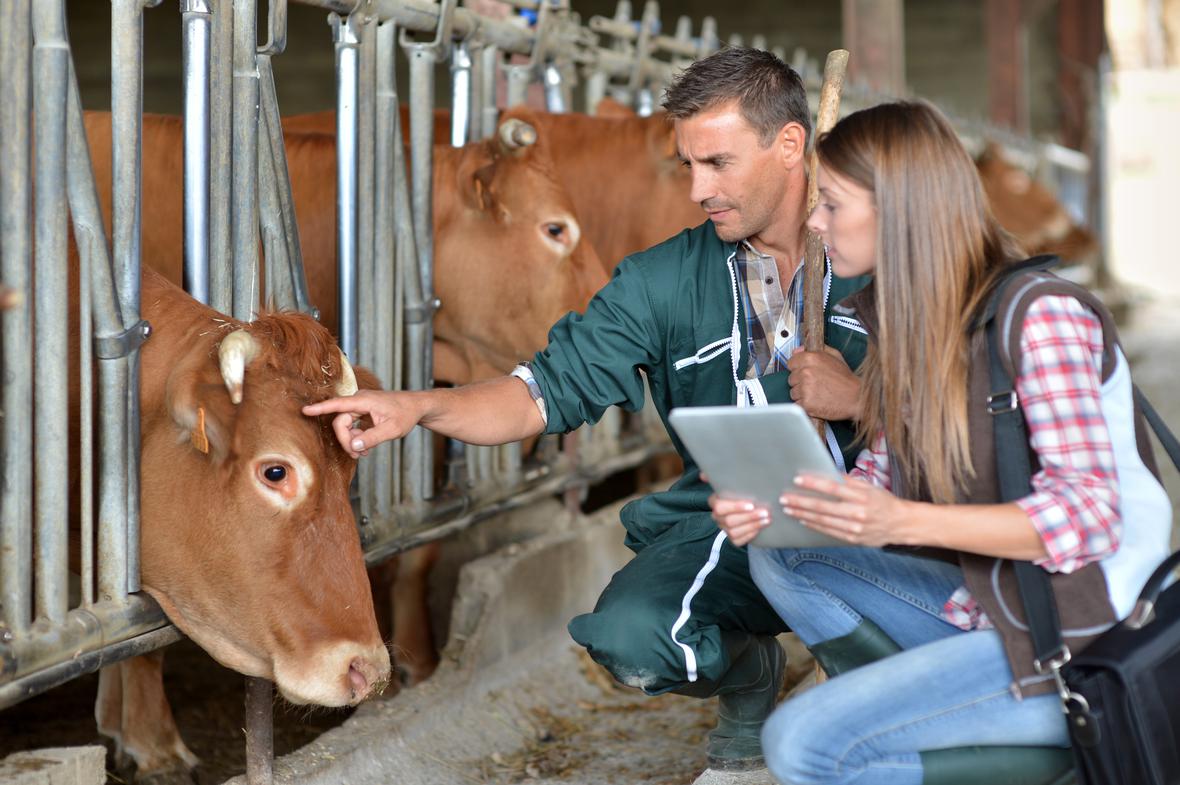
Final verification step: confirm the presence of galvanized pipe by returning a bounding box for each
[231,0,261,322]
[209,0,234,314]
[450,42,472,147]
[543,63,566,112]
[257,57,295,311]
[181,0,212,304]
[356,13,378,513]
[401,25,444,503]
[372,19,398,516]
[32,0,72,625]
[332,12,360,360]
[1,0,34,637]
[479,45,499,140]
[504,62,531,108]
[466,42,483,142]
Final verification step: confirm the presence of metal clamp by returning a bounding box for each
[986,390,1018,415]
[95,320,152,360]
[404,297,442,325]
[257,0,288,56]
[399,0,456,62]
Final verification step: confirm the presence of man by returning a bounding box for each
[306,48,870,781]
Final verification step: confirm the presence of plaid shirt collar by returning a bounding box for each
[734,240,805,378]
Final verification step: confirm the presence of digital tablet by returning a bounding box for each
[667,403,846,549]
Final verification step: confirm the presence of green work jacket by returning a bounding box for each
[530,220,871,548]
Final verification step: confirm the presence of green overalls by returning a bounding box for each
[529,220,870,694]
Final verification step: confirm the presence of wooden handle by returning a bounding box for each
[802,49,850,434]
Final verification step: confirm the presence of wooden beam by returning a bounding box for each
[1057,0,1105,150]
[841,0,905,95]
[986,0,1027,133]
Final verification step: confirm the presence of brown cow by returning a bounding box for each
[71,267,390,779]
[83,108,607,697]
[976,142,1100,263]
[283,102,703,271]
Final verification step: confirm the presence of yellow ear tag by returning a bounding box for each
[191,406,210,455]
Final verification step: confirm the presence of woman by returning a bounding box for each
[710,101,1173,785]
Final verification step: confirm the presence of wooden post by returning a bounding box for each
[802,49,849,438]
[841,0,904,95]
[986,0,1027,133]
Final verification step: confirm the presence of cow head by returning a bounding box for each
[139,296,390,707]
[432,107,610,382]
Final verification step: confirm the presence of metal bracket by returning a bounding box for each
[399,0,456,62]
[95,320,152,360]
[404,298,441,325]
[257,0,288,56]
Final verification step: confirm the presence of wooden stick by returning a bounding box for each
[802,49,850,435]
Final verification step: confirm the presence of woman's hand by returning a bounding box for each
[780,473,911,547]
[709,494,772,547]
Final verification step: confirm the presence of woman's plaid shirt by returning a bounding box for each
[852,295,1120,630]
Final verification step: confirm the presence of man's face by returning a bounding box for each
[674,101,792,243]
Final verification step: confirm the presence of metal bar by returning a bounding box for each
[373,19,397,517]
[466,42,483,141]
[0,595,170,704]
[543,63,566,112]
[356,13,378,516]
[111,0,157,596]
[182,0,213,304]
[332,12,360,360]
[209,0,234,314]
[450,42,472,146]
[479,44,499,140]
[244,677,274,785]
[79,222,95,609]
[0,0,33,637]
[231,0,261,321]
[257,56,295,311]
[256,54,312,314]
[32,0,72,625]
[0,624,181,711]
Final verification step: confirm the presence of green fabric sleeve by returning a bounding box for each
[529,257,663,434]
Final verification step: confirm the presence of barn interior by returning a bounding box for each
[2,1,1179,784]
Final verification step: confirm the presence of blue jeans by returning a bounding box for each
[748,547,1070,785]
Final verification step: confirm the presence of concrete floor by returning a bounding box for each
[230,292,1180,785]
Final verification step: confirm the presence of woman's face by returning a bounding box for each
[807,164,877,278]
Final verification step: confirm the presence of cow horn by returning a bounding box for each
[498,119,537,151]
[336,349,358,397]
[218,330,260,405]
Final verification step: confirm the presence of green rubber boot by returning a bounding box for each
[809,618,901,677]
[920,746,1076,785]
[674,633,786,771]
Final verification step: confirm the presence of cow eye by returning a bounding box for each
[546,223,566,239]
[262,464,287,484]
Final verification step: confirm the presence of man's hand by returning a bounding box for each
[303,390,426,459]
[709,494,771,547]
[787,345,860,421]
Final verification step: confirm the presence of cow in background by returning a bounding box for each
[68,265,390,780]
[975,142,1100,264]
[283,99,702,272]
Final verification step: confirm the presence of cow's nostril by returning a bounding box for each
[348,658,370,699]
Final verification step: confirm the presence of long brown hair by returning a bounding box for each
[817,101,1023,503]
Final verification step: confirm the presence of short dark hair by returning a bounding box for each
[662,47,812,147]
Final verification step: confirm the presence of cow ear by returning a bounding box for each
[469,161,510,221]
[166,367,239,463]
[645,116,678,163]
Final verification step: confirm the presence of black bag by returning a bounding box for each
[983,263,1180,785]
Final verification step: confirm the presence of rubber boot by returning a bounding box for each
[920,746,1076,785]
[674,632,786,771]
[808,618,901,678]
